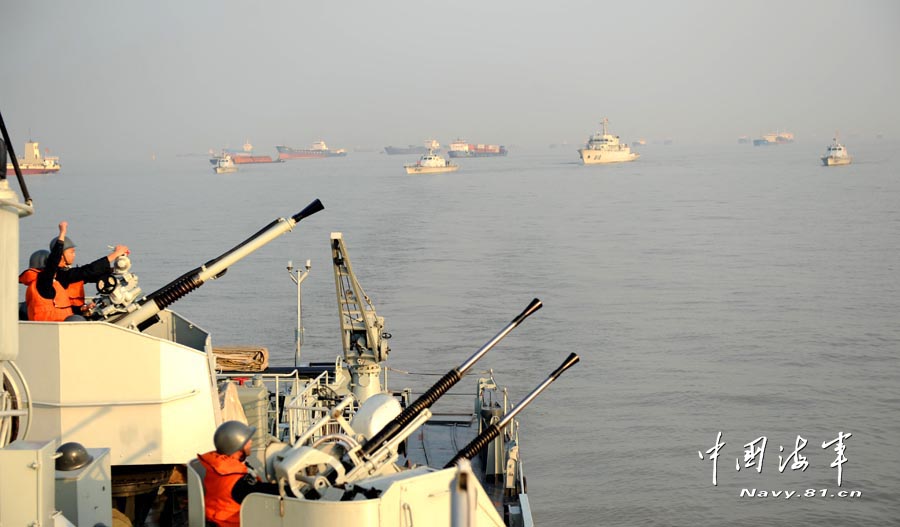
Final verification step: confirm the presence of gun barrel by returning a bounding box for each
[360,299,542,458]
[113,199,324,329]
[444,352,579,468]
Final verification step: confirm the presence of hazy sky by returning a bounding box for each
[3,1,898,161]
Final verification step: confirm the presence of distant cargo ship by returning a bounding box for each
[209,152,279,165]
[447,139,508,158]
[385,145,427,155]
[753,131,795,146]
[276,141,347,160]
[5,140,60,175]
[230,154,279,164]
[385,139,440,155]
[209,141,280,165]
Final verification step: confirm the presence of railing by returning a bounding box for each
[218,369,343,446]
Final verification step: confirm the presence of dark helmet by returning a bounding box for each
[50,236,76,251]
[213,421,256,455]
[56,442,93,471]
[29,249,50,269]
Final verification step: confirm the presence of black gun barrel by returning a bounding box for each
[0,109,32,204]
[444,352,580,468]
[360,298,543,458]
[113,199,324,329]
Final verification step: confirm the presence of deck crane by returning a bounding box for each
[330,232,391,404]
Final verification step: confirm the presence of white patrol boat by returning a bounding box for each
[578,117,640,164]
[821,133,852,166]
[404,149,459,174]
[214,154,238,174]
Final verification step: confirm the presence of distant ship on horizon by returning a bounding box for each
[447,139,507,158]
[385,139,440,155]
[754,131,795,146]
[209,141,280,165]
[5,140,61,175]
[277,141,347,159]
[578,118,639,164]
[821,133,852,166]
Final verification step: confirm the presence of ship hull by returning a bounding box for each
[447,142,507,158]
[276,146,347,159]
[230,155,278,164]
[405,165,459,174]
[6,163,60,175]
[447,151,507,158]
[277,152,346,160]
[214,166,238,174]
[385,146,428,155]
[822,156,851,166]
[578,149,639,164]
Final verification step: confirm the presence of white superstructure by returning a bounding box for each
[405,150,459,174]
[214,154,238,173]
[578,118,639,164]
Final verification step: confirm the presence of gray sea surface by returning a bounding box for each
[16,142,900,525]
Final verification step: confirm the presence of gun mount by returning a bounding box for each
[85,253,142,319]
[106,199,324,330]
[266,299,544,498]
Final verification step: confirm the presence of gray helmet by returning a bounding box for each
[213,420,257,455]
[50,236,76,251]
[29,249,50,269]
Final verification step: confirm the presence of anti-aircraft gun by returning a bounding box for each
[85,199,324,329]
[268,299,583,501]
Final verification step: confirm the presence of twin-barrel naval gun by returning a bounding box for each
[256,298,580,506]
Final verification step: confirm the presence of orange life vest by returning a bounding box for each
[197,451,248,527]
[66,281,86,307]
[18,268,41,312]
[23,272,74,322]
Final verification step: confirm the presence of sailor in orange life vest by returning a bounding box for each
[197,421,280,527]
[27,221,129,321]
[18,249,51,320]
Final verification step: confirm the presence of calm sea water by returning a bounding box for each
[16,141,900,525]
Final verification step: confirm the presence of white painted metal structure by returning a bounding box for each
[238,466,508,527]
[17,316,221,465]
